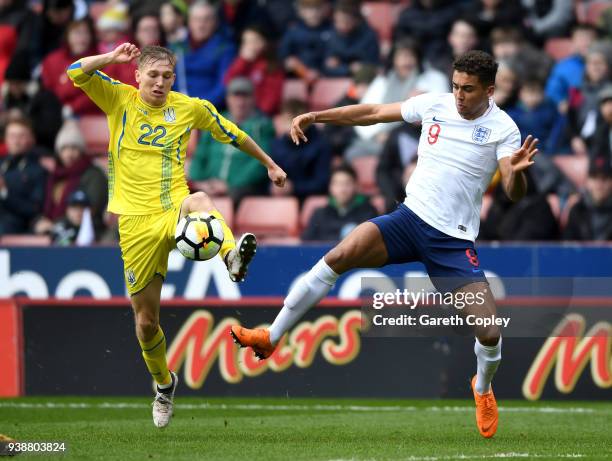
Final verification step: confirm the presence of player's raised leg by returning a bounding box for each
[181,191,256,282]
[131,275,178,428]
[230,221,388,358]
[456,281,501,438]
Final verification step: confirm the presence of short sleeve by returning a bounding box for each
[400,93,440,123]
[67,60,133,114]
[496,124,521,161]
[192,98,247,147]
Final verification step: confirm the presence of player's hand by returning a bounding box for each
[111,43,141,64]
[268,164,287,188]
[510,135,538,173]
[290,112,316,145]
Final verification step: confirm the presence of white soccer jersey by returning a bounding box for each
[400,93,520,242]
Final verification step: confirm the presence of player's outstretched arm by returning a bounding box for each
[290,102,403,145]
[78,43,141,75]
[498,135,539,202]
[239,136,287,188]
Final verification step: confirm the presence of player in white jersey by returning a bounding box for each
[231,51,538,438]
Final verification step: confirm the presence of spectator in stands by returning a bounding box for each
[347,38,448,159]
[302,164,377,241]
[160,0,188,48]
[493,60,519,110]
[566,41,612,156]
[0,0,38,81]
[218,0,274,44]
[322,0,379,77]
[271,99,331,203]
[35,121,107,237]
[34,0,76,60]
[545,24,598,112]
[189,77,274,204]
[41,18,101,117]
[95,3,135,85]
[461,0,524,41]
[431,18,480,78]
[507,79,563,154]
[48,189,96,246]
[0,118,47,235]
[224,25,285,115]
[278,0,332,84]
[174,1,235,106]
[490,26,553,83]
[591,84,612,162]
[134,13,165,48]
[322,64,377,157]
[393,0,456,63]
[2,50,63,151]
[564,156,612,241]
[479,170,559,241]
[376,124,420,213]
[521,0,574,43]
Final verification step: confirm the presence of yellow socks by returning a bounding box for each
[138,326,171,386]
[210,209,236,261]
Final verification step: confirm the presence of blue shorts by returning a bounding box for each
[369,204,487,293]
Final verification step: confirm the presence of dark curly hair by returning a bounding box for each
[453,50,498,87]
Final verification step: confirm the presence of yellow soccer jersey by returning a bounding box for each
[67,61,247,215]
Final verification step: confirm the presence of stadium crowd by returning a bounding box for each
[1,0,611,244]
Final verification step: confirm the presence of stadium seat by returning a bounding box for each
[546,193,561,222]
[79,116,109,155]
[0,234,51,246]
[300,195,328,230]
[351,155,380,195]
[553,155,588,189]
[212,196,234,229]
[282,79,308,102]
[236,197,300,238]
[544,38,573,61]
[361,2,395,43]
[580,1,611,25]
[309,78,352,112]
[370,195,386,215]
[480,194,493,220]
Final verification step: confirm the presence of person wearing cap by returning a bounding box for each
[34,120,107,238]
[1,50,63,150]
[564,155,612,241]
[323,0,379,77]
[190,76,275,204]
[48,188,96,246]
[590,83,612,162]
[0,117,47,235]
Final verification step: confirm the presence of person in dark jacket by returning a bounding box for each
[590,84,612,161]
[0,117,47,235]
[323,0,379,77]
[271,99,331,203]
[302,164,378,241]
[564,155,612,241]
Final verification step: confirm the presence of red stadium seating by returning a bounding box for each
[576,1,611,25]
[0,234,51,246]
[553,155,588,189]
[351,155,379,195]
[79,116,110,155]
[236,197,300,238]
[282,79,308,102]
[544,38,573,61]
[300,195,328,230]
[309,78,352,112]
[211,196,234,229]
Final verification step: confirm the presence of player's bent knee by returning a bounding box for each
[184,191,215,214]
[324,244,357,274]
[478,327,501,347]
[135,312,159,340]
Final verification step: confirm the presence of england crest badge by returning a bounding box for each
[472,126,491,144]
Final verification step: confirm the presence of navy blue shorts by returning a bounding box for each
[369,204,487,293]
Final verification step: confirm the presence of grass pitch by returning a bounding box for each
[0,397,610,460]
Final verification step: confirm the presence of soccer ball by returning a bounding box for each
[175,212,224,261]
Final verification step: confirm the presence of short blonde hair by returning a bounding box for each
[137,45,177,69]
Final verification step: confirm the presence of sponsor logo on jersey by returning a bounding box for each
[163,107,176,122]
[472,126,491,144]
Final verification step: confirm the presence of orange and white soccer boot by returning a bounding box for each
[230,326,276,360]
[471,375,498,438]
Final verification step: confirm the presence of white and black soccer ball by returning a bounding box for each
[175,212,224,261]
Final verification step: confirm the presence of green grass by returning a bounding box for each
[0,397,610,460]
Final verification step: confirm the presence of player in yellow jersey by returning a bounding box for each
[67,43,287,427]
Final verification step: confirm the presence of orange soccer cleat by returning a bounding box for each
[230,326,276,360]
[471,375,499,438]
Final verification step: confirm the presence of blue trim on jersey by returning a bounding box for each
[67,62,82,70]
[176,127,190,164]
[94,70,120,85]
[203,104,237,144]
[117,110,127,158]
